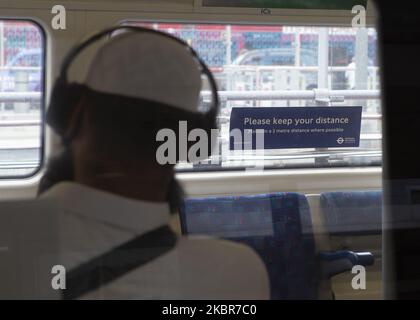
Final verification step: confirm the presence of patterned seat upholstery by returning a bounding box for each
[180,193,319,299]
[320,191,382,235]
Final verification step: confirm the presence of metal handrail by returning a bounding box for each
[0,161,39,169]
[224,65,380,72]
[202,89,380,101]
[0,115,382,128]
[0,120,41,127]
[0,67,41,72]
[0,92,41,103]
[0,89,380,103]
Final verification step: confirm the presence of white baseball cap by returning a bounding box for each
[85,31,202,112]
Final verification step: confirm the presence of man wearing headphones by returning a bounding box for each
[38,28,269,299]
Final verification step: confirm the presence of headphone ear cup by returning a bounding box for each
[47,79,84,136]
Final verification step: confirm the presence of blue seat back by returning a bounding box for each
[320,191,382,235]
[180,193,319,299]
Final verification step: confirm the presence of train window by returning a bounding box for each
[0,20,45,178]
[124,21,381,171]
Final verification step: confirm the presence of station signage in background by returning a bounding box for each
[229,107,363,150]
[202,0,367,10]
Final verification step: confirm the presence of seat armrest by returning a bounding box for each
[319,251,374,278]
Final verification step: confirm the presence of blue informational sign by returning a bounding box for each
[229,106,363,150]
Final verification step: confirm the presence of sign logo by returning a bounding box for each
[229,106,363,150]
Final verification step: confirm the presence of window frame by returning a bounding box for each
[0,18,47,180]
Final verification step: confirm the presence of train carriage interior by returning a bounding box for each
[0,0,417,301]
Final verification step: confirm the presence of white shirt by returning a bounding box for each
[39,182,270,300]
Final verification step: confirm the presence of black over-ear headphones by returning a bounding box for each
[46,25,220,140]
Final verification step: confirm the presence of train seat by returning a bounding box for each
[320,191,382,236]
[319,191,382,299]
[180,193,373,299]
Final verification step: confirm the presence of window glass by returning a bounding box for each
[124,22,381,171]
[0,20,44,177]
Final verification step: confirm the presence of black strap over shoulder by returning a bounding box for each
[62,225,177,300]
